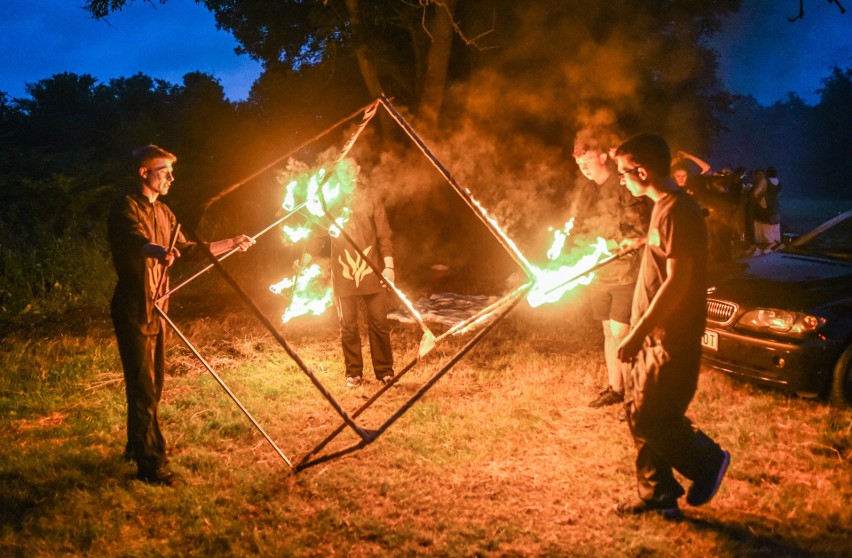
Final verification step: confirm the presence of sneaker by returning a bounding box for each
[345,376,363,388]
[615,499,682,520]
[686,449,730,507]
[378,374,395,386]
[588,387,624,408]
[137,465,177,487]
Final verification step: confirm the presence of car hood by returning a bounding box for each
[707,252,852,311]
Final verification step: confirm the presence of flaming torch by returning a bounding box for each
[269,159,355,322]
[526,218,638,308]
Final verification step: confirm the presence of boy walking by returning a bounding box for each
[614,133,730,519]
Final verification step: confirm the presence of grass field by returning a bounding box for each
[1,294,851,557]
[782,198,852,234]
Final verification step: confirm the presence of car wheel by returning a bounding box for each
[829,344,852,408]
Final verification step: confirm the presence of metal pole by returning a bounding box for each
[155,305,294,468]
[374,283,530,433]
[156,202,308,303]
[153,223,181,304]
[203,100,382,210]
[296,283,531,471]
[178,230,376,444]
[295,281,533,469]
[537,246,640,299]
[377,94,536,281]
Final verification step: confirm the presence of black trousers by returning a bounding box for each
[625,335,725,504]
[336,291,394,379]
[112,317,167,471]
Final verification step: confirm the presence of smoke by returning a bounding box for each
[392,1,717,261]
[264,3,719,291]
[327,5,660,288]
[403,4,654,256]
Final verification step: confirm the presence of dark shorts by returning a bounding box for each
[589,283,634,324]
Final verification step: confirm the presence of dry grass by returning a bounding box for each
[1,297,851,557]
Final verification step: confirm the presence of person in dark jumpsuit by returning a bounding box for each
[330,185,395,388]
[614,133,730,519]
[108,144,254,485]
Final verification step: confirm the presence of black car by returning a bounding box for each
[702,209,852,406]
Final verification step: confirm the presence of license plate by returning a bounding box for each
[702,330,719,351]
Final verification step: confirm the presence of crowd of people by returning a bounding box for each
[668,151,783,262]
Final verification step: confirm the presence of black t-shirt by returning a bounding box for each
[571,170,651,286]
[632,189,708,341]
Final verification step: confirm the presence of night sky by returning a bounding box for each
[0,0,262,101]
[0,0,849,105]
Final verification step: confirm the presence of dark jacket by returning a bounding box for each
[330,193,393,297]
[108,190,203,333]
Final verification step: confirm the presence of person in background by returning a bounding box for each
[671,150,712,197]
[109,144,255,486]
[614,133,730,519]
[330,168,396,389]
[751,166,782,250]
[571,130,651,410]
[725,166,751,246]
[700,173,738,263]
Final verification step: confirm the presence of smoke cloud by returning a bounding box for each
[260,3,719,293]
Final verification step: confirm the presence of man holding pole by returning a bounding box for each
[108,144,254,486]
[571,130,650,409]
[614,133,729,518]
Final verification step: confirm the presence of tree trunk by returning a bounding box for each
[343,0,394,142]
[344,0,384,98]
[417,0,458,130]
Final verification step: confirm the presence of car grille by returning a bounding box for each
[706,298,737,325]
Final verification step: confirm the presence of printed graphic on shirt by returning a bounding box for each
[338,245,374,287]
[648,227,661,248]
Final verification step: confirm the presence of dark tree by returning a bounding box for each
[811,65,852,198]
[80,0,742,252]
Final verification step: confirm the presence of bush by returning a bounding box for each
[0,229,114,318]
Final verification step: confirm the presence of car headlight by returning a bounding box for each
[736,308,826,336]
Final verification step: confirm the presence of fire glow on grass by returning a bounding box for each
[526,220,612,308]
[270,159,358,321]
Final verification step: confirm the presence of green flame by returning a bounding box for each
[527,218,612,307]
[271,158,358,322]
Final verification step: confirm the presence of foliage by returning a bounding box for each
[84,1,741,143]
[0,223,114,317]
[0,71,278,320]
[812,65,852,194]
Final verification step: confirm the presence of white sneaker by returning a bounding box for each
[345,376,362,388]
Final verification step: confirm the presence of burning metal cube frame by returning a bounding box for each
[154,95,536,471]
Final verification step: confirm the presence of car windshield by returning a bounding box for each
[785,211,852,261]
